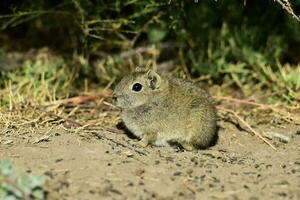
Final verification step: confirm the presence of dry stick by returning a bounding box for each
[90,131,148,156]
[274,0,300,21]
[92,78,115,113]
[84,125,123,135]
[39,108,82,128]
[181,179,196,194]
[217,106,277,150]
[178,49,191,79]
[39,108,121,134]
[214,95,275,107]
[43,91,112,107]
[214,96,300,124]
[84,125,149,156]
[36,107,147,155]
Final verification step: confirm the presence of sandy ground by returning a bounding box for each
[1,113,300,200]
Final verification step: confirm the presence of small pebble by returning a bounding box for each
[186,169,193,174]
[55,158,63,163]
[165,157,174,162]
[173,171,181,176]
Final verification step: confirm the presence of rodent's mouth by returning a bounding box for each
[111,93,133,110]
[112,98,125,110]
[114,102,131,111]
[112,102,122,109]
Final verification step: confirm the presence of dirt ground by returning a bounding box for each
[1,108,300,200]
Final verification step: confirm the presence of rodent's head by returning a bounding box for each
[112,69,168,109]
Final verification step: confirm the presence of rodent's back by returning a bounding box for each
[167,79,217,148]
[134,76,217,148]
[168,77,214,101]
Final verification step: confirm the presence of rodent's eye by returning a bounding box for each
[132,83,143,92]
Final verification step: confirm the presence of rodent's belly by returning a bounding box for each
[122,108,194,143]
[153,138,170,147]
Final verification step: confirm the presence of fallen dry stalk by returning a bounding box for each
[274,0,300,21]
[217,106,277,150]
[35,105,147,155]
[43,90,112,107]
[214,96,300,125]
[90,130,148,156]
[181,178,196,194]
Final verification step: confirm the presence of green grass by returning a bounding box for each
[0,51,75,107]
[0,0,299,108]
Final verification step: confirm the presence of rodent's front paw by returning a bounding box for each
[136,139,149,148]
[135,132,156,148]
[181,143,196,151]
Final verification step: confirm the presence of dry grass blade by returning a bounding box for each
[217,106,277,150]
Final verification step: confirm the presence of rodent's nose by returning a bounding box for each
[112,93,118,104]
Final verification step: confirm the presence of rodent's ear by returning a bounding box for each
[146,70,161,90]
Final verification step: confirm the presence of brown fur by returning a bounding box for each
[112,69,217,150]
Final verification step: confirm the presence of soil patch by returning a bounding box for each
[1,116,300,200]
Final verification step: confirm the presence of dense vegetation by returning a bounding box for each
[0,0,299,105]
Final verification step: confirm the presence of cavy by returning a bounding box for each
[112,68,217,150]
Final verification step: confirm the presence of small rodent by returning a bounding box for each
[112,68,217,150]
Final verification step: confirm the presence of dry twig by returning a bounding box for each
[43,91,112,107]
[274,0,300,21]
[90,131,148,156]
[181,179,196,194]
[214,96,300,124]
[35,106,147,155]
[217,106,277,150]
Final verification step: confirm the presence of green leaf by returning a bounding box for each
[29,175,44,189]
[148,28,167,43]
[2,195,18,200]
[0,159,14,176]
[0,183,23,198]
[32,189,44,200]
[0,188,6,198]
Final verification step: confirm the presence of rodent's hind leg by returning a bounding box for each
[136,132,157,148]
